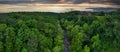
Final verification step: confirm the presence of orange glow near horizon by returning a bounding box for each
[0,3,120,13]
[59,0,65,2]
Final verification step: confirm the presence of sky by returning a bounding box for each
[0,0,120,13]
[0,0,120,4]
[0,0,88,4]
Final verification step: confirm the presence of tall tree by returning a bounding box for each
[5,27,16,52]
[69,33,84,52]
[83,45,90,52]
[91,34,101,52]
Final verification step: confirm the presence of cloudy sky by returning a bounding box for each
[0,0,119,4]
[0,0,87,4]
[0,0,120,13]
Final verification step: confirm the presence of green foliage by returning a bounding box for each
[0,41,4,52]
[0,24,7,32]
[27,30,38,52]
[0,12,120,52]
[91,34,101,52]
[22,47,28,52]
[5,27,16,52]
[83,45,90,52]
[26,19,38,28]
[70,25,79,38]
[69,33,84,52]
[53,46,63,52]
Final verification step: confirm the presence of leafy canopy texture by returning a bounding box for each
[0,12,120,52]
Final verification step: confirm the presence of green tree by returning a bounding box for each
[70,25,79,38]
[26,19,38,28]
[0,24,7,32]
[91,34,101,52]
[5,27,16,52]
[0,24,7,52]
[27,29,38,52]
[17,19,28,29]
[44,48,51,52]
[53,46,63,52]
[69,33,84,52]
[22,47,28,52]
[83,45,90,52]
[0,41,4,52]
[16,26,28,52]
[15,38,22,52]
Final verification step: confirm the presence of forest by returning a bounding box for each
[0,11,120,52]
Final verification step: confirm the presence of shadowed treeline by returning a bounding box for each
[111,0,120,4]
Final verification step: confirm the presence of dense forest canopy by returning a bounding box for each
[0,11,120,52]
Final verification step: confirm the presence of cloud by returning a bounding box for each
[59,0,65,2]
[0,0,59,4]
[0,0,120,4]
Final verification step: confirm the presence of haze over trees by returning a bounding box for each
[0,11,120,52]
